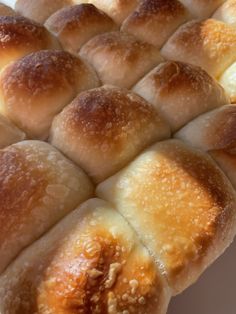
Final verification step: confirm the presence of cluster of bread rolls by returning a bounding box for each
[0,0,236,313]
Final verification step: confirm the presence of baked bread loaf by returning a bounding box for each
[0,1,236,313]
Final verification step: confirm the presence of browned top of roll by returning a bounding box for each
[0,16,60,69]
[122,0,190,48]
[45,4,118,53]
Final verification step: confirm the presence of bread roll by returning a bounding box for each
[175,105,236,152]
[50,85,170,183]
[133,61,229,132]
[175,105,236,190]
[0,3,16,16]
[0,50,99,140]
[0,140,93,274]
[0,198,171,314]
[75,0,140,24]
[219,62,236,103]
[213,0,236,27]
[178,0,225,18]
[80,31,163,88]
[162,19,236,78]
[0,114,25,148]
[15,0,72,23]
[0,15,60,70]
[45,4,118,54]
[121,0,190,49]
[97,139,236,294]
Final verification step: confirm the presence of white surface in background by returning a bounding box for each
[168,238,236,314]
[0,0,16,8]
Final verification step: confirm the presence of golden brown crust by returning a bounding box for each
[45,4,118,53]
[0,199,170,314]
[162,19,236,78]
[0,15,60,70]
[0,4,17,16]
[122,0,190,48]
[133,61,229,132]
[179,0,225,18]
[97,139,236,293]
[0,50,99,139]
[15,0,73,23]
[80,31,163,88]
[0,140,94,274]
[50,85,170,183]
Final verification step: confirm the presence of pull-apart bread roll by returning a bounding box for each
[121,0,191,49]
[45,4,118,54]
[15,0,73,23]
[80,31,163,88]
[97,140,236,294]
[75,0,140,24]
[219,61,236,103]
[133,61,229,132]
[213,0,236,27]
[175,105,236,189]
[162,19,236,78]
[0,114,25,148]
[0,3,17,16]
[0,199,171,314]
[179,0,225,18]
[0,50,99,140]
[0,15,60,70]
[0,140,93,274]
[50,85,170,183]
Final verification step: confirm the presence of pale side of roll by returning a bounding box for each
[0,114,25,148]
[213,0,236,27]
[179,0,225,19]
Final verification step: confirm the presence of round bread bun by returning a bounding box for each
[97,139,236,294]
[0,50,99,140]
[45,4,118,54]
[0,198,171,314]
[49,85,170,183]
[122,0,190,49]
[133,61,229,132]
[80,31,163,88]
[0,114,25,149]
[15,0,73,23]
[161,19,236,78]
[0,15,60,70]
[213,0,236,27]
[0,140,93,274]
